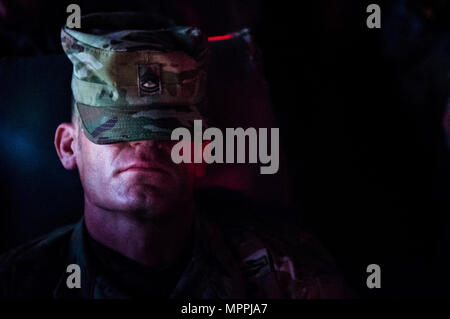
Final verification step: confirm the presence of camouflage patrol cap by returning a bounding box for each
[61,12,208,144]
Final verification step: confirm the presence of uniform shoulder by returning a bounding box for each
[0,223,76,271]
[195,187,308,245]
[0,223,78,298]
[196,188,353,298]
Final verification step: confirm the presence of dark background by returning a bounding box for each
[1,0,449,298]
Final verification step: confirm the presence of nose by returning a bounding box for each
[129,140,163,149]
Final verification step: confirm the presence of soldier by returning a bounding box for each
[0,12,350,299]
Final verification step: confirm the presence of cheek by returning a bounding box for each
[180,163,197,187]
[78,141,115,188]
[168,142,203,185]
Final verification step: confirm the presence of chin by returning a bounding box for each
[121,187,172,214]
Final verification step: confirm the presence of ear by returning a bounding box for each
[54,123,78,170]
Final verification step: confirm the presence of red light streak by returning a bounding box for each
[208,34,233,41]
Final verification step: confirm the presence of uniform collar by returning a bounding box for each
[53,213,246,299]
[169,211,246,298]
[53,217,109,298]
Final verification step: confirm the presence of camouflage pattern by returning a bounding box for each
[61,12,208,144]
[0,189,351,299]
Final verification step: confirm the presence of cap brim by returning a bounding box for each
[76,102,206,145]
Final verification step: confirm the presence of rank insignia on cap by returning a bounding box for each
[61,12,208,144]
[138,64,162,96]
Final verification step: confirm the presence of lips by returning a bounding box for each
[118,163,170,176]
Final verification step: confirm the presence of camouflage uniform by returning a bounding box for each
[0,188,349,299]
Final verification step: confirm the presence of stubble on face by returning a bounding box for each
[74,128,195,221]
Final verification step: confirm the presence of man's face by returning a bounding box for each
[73,126,198,219]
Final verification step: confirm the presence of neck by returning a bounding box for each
[84,199,195,268]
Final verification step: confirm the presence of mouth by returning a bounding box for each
[118,164,171,176]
